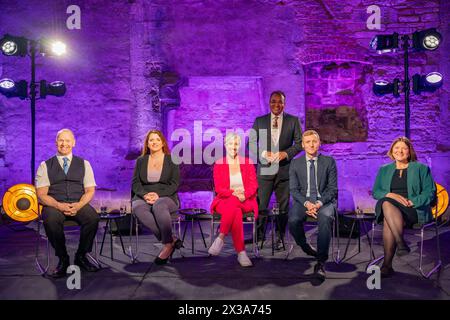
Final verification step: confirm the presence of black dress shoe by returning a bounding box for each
[301,244,318,257]
[51,256,70,278]
[74,254,100,272]
[313,262,326,281]
[380,265,395,278]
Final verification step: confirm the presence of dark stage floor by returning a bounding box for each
[0,218,449,300]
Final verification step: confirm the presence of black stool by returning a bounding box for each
[100,212,127,260]
[178,208,209,254]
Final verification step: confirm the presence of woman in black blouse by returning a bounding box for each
[132,130,182,264]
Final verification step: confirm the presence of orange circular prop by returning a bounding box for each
[432,183,449,218]
[2,183,40,222]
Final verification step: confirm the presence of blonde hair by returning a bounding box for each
[224,132,241,146]
[302,130,320,141]
[56,128,75,141]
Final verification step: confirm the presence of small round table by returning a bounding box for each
[258,209,287,255]
[99,212,127,261]
[338,212,377,263]
[178,208,209,254]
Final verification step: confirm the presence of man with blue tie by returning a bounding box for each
[288,130,338,281]
[35,128,100,278]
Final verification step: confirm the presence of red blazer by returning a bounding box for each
[210,156,259,218]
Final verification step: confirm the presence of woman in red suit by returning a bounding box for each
[208,132,258,267]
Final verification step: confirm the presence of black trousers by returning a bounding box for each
[42,204,100,258]
[256,175,290,239]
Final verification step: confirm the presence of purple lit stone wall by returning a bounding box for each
[0,0,449,214]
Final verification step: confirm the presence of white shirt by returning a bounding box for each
[304,154,322,206]
[35,153,96,189]
[230,172,244,192]
[261,112,284,160]
[270,112,283,145]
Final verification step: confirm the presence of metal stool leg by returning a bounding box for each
[100,219,108,255]
[197,220,208,248]
[114,218,127,255]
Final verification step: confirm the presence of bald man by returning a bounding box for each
[35,129,100,278]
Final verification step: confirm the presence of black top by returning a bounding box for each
[390,168,408,198]
[131,154,180,206]
[46,155,85,203]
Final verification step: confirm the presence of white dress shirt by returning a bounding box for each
[304,154,322,207]
[262,112,284,160]
[35,153,96,189]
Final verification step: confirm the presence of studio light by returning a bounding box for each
[0,34,28,57]
[39,80,66,98]
[373,79,400,97]
[412,28,442,51]
[370,32,399,54]
[412,72,443,94]
[0,33,68,183]
[0,78,28,99]
[370,27,443,138]
[39,39,67,56]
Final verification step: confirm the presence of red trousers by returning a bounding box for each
[214,196,254,253]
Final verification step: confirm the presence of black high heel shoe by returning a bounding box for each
[154,246,175,265]
[173,239,184,249]
[396,241,411,256]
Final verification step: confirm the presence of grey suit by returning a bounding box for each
[288,154,338,263]
[249,112,302,239]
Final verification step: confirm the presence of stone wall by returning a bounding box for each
[0,0,448,213]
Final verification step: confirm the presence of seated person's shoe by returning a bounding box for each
[301,243,318,257]
[51,256,70,278]
[396,242,411,256]
[208,237,224,256]
[154,247,175,265]
[237,251,253,267]
[274,236,284,251]
[173,239,184,249]
[74,254,100,272]
[313,262,326,281]
[380,265,395,278]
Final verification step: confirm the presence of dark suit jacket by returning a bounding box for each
[372,161,436,224]
[132,154,180,205]
[289,154,338,206]
[249,112,302,180]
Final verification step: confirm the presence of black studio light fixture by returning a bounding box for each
[370,28,443,138]
[0,34,68,183]
[0,78,28,99]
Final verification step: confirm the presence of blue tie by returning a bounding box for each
[309,159,318,202]
[63,157,69,175]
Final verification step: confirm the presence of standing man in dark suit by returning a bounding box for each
[288,130,337,281]
[249,91,302,249]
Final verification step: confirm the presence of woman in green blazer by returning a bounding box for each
[372,137,436,277]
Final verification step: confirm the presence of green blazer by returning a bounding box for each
[372,161,436,225]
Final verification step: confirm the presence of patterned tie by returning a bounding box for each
[63,157,69,175]
[273,116,279,129]
[309,159,318,202]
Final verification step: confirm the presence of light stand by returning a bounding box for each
[401,35,411,138]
